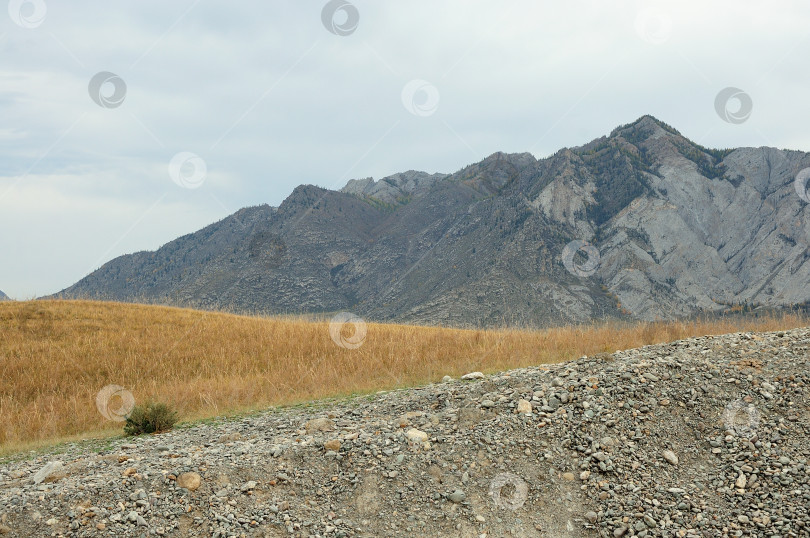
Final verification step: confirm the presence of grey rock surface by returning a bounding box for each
[341,170,447,206]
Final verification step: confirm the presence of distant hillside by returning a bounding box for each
[55,116,810,327]
[0,290,9,301]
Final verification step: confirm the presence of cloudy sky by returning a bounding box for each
[1,0,808,299]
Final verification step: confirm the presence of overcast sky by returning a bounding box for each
[1,0,809,299]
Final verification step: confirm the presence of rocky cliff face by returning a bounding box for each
[341,170,448,206]
[55,116,810,327]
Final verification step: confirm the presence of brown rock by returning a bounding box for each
[177,472,202,491]
[305,418,335,433]
[324,439,341,451]
[580,470,591,481]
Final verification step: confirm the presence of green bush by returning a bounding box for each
[123,402,178,436]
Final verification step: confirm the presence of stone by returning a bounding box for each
[177,472,202,491]
[32,461,63,484]
[516,399,532,414]
[324,439,341,451]
[461,372,485,380]
[305,418,335,433]
[662,450,678,465]
[448,489,466,503]
[406,429,428,443]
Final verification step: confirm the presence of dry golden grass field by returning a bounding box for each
[0,299,806,455]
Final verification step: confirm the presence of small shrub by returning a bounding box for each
[124,402,178,436]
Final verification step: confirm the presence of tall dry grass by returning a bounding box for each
[0,300,805,454]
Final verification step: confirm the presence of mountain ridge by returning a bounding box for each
[53,115,810,327]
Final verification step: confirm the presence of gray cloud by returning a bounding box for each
[1,0,809,298]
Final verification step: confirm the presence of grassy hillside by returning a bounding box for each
[0,300,806,454]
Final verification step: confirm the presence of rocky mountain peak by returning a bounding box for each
[53,116,810,327]
[341,170,447,205]
[0,290,9,301]
[610,115,682,141]
[453,151,539,195]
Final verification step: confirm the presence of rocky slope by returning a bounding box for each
[0,290,9,301]
[341,171,448,206]
[54,116,810,327]
[1,327,809,537]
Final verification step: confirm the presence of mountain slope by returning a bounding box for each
[56,116,810,326]
[0,290,8,301]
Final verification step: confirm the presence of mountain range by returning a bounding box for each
[54,116,810,327]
